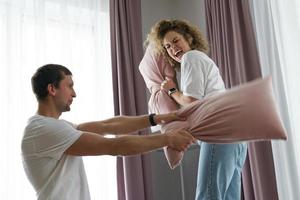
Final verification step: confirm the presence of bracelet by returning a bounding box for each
[148,113,157,126]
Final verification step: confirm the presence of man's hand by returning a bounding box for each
[166,130,196,152]
[154,112,185,124]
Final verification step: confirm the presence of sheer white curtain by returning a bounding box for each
[249,0,300,199]
[0,0,117,199]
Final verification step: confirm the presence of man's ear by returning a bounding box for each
[47,84,56,96]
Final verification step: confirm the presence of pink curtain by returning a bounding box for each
[109,1,153,200]
[205,0,279,199]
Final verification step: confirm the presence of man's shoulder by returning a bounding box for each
[24,115,74,137]
[26,114,56,130]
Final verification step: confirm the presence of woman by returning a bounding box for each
[147,19,247,200]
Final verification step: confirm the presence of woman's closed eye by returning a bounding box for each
[164,44,171,49]
[173,39,179,43]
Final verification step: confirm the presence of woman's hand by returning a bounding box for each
[161,77,177,91]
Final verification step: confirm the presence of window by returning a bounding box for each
[0,0,116,199]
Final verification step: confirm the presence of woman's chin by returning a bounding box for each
[176,57,182,63]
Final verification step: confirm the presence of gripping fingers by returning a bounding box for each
[179,132,194,151]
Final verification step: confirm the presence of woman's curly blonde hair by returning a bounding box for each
[146,19,209,67]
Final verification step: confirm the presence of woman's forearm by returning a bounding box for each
[170,90,197,106]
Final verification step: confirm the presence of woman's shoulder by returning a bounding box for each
[182,50,214,64]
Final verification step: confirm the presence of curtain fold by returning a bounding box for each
[109,1,153,200]
[204,0,278,199]
[248,0,300,199]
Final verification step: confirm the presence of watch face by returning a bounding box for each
[169,88,177,92]
[168,88,178,96]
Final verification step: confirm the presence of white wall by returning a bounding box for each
[141,0,206,42]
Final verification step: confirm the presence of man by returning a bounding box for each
[21,64,195,200]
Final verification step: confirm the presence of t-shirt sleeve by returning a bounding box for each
[34,119,82,160]
[205,64,225,96]
[181,51,225,99]
[181,53,207,100]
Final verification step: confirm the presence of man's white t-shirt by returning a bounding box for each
[180,50,225,99]
[22,114,90,200]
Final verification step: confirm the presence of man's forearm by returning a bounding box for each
[78,115,155,135]
[66,130,194,156]
[108,134,168,156]
[104,115,154,134]
[66,132,168,156]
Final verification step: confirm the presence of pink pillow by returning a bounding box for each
[161,77,287,169]
[138,45,287,169]
[139,44,179,114]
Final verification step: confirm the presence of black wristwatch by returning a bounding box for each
[168,88,178,96]
[148,113,157,126]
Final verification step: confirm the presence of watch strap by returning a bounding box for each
[148,113,157,126]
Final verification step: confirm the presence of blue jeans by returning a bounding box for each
[195,142,247,200]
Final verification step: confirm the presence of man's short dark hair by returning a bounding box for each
[31,64,72,101]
